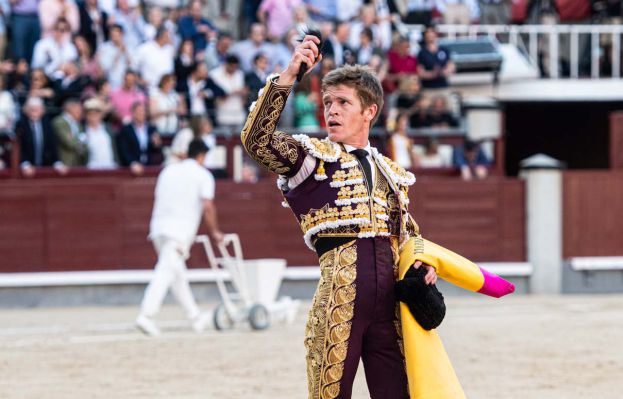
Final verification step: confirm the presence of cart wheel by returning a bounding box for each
[213,303,234,331]
[248,304,270,331]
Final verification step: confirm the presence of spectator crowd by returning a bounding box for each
[3,0,615,177]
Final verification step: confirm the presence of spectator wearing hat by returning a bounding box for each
[17,96,68,177]
[208,54,247,127]
[83,97,118,169]
[52,98,86,167]
[117,101,162,175]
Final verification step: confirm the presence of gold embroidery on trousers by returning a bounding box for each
[305,242,357,399]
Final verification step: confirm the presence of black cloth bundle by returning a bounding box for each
[395,265,446,330]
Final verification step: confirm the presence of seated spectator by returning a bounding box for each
[52,99,86,167]
[98,24,132,89]
[117,101,162,175]
[0,75,16,137]
[78,0,109,53]
[17,96,67,177]
[230,23,274,73]
[423,95,459,128]
[417,25,455,89]
[178,0,217,56]
[180,62,225,124]
[149,73,186,137]
[111,0,147,51]
[387,113,416,170]
[453,139,490,181]
[51,62,92,107]
[385,36,418,93]
[39,0,80,38]
[73,34,101,80]
[174,40,196,92]
[325,21,356,66]
[110,70,147,125]
[257,0,301,41]
[209,54,247,127]
[205,31,233,71]
[169,115,216,166]
[31,18,78,78]
[395,75,426,128]
[134,26,175,89]
[83,97,118,169]
[349,4,390,51]
[22,68,56,109]
[355,27,382,66]
[294,77,319,131]
[414,137,451,168]
[245,53,269,109]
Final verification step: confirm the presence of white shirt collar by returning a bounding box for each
[343,142,372,156]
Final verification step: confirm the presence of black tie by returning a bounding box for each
[350,149,373,191]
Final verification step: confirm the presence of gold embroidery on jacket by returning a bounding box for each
[305,242,357,399]
[240,79,300,174]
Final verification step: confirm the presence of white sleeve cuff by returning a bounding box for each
[288,155,316,190]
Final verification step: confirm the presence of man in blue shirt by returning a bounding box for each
[178,0,217,55]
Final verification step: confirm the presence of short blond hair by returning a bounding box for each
[321,64,384,125]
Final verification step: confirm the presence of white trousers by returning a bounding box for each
[139,236,200,320]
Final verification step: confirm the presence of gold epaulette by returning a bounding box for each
[292,135,342,162]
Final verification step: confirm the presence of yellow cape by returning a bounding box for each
[398,236,477,399]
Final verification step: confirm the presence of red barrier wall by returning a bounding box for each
[0,175,526,272]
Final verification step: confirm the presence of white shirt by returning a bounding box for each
[390,134,413,169]
[209,66,246,126]
[149,159,215,249]
[133,41,174,88]
[31,37,78,77]
[150,88,179,135]
[98,41,132,89]
[187,78,207,116]
[86,125,116,169]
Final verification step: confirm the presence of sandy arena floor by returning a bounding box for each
[0,294,622,398]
